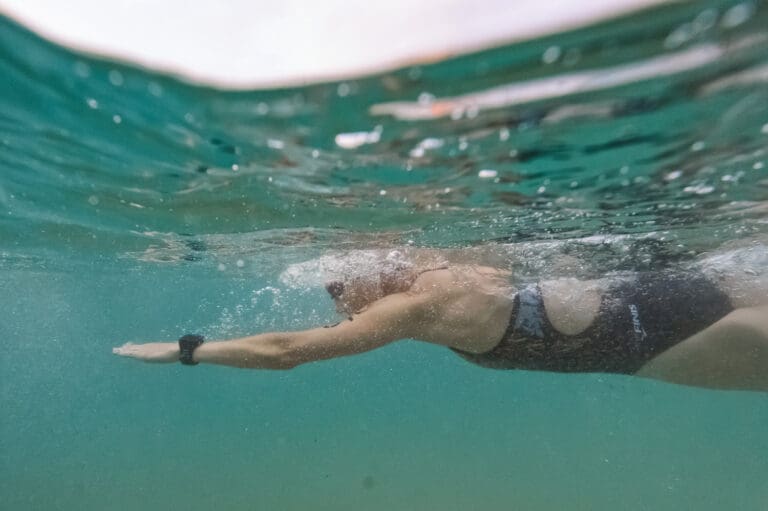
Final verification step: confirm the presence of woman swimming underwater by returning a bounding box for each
[114,243,768,392]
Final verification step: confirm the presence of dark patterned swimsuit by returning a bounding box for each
[452,271,734,374]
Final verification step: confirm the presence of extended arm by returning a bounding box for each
[113,292,431,369]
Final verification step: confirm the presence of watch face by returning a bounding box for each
[180,334,204,347]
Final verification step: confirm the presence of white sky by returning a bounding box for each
[0,0,669,88]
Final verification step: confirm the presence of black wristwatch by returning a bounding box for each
[178,334,204,365]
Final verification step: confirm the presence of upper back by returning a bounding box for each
[406,265,516,352]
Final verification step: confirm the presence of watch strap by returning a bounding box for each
[178,334,204,365]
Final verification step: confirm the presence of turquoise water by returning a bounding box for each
[1,1,768,509]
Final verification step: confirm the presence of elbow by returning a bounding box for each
[240,352,298,370]
[241,335,301,370]
[268,351,300,370]
[272,335,304,369]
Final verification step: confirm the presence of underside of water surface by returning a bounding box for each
[1,1,767,510]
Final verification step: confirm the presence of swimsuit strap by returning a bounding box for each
[495,292,521,345]
[488,283,546,349]
[513,284,546,339]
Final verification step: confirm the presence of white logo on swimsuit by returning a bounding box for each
[628,304,647,341]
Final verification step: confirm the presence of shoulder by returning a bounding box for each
[340,290,435,342]
[404,265,516,349]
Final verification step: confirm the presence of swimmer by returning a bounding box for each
[113,244,768,392]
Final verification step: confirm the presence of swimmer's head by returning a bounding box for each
[325,259,417,315]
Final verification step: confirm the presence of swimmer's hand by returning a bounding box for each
[112,342,179,363]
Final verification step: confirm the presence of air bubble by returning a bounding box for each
[683,184,715,195]
[410,137,443,158]
[335,129,381,149]
[722,2,754,28]
[563,48,581,66]
[693,9,718,32]
[417,92,435,105]
[148,82,163,97]
[74,61,90,78]
[108,70,124,86]
[542,46,561,64]
[337,83,351,97]
[665,170,683,181]
[664,23,693,49]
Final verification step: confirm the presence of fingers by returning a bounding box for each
[112,342,136,357]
